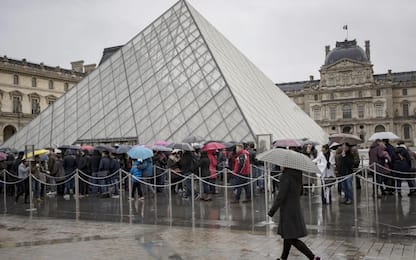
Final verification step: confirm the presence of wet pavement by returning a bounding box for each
[1,182,416,259]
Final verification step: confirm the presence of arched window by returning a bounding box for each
[342,126,352,134]
[376,89,381,96]
[3,125,16,142]
[403,124,411,140]
[13,74,19,85]
[342,104,352,119]
[48,80,54,89]
[375,125,386,133]
[403,102,409,117]
[314,94,319,101]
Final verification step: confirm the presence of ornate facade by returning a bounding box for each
[0,56,94,144]
[277,39,416,147]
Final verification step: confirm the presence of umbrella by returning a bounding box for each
[257,148,320,174]
[116,145,132,154]
[154,140,170,147]
[300,139,320,146]
[273,139,302,148]
[127,146,154,160]
[58,145,80,150]
[172,143,195,151]
[40,154,49,161]
[202,142,226,151]
[81,145,94,151]
[151,145,172,152]
[0,152,7,161]
[94,145,116,153]
[369,132,400,141]
[329,142,341,150]
[23,149,49,159]
[329,133,362,146]
[182,135,205,143]
[0,147,18,154]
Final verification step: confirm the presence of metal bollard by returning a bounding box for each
[264,162,269,222]
[128,172,132,217]
[364,167,369,217]
[198,168,202,198]
[191,174,195,219]
[75,170,80,219]
[28,168,34,211]
[3,170,7,213]
[223,168,229,220]
[119,169,123,217]
[168,169,172,219]
[250,165,254,201]
[153,165,157,196]
[352,172,358,227]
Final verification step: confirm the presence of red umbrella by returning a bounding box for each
[154,140,170,147]
[0,152,7,161]
[202,142,225,151]
[81,145,94,151]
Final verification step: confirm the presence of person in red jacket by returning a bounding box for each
[231,144,251,203]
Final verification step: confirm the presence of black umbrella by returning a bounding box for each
[94,145,116,153]
[182,135,205,143]
[115,145,132,154]
[58,145,80,150]
[172,143,195,151]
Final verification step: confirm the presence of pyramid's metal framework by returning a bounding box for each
[3,0,326,149]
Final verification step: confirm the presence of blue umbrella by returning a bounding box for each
[127,146,154,160]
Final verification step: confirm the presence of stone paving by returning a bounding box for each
[1,215,415,260]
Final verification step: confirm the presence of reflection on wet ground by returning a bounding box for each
[1,185,416,259]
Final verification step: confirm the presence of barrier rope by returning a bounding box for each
[78,169,120,180]
[357,175,416,191]
[194,174,263,189]
[0,176,28,185]
[31,174,76,186]
[78,175,128,187]
[367,168,416,181]
[371,163,416,175]
[130,174,189,188]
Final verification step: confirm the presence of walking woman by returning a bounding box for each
[268,167,320,260]
[313,144,336,204]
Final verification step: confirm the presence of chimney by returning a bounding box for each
[84,64,96,74]
[325,45,330,57]
[309,75,314,81]
[365,40,370,61]
[71,60,84,73]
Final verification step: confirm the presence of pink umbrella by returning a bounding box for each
[202,142,226,151]
[81,145,94,151]
[154,140,170,147]
[273,139,302,148]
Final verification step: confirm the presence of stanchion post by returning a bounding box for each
[223,168,228,220]
[198,168,202,198]
[128,172,132,217]
[373,163,377,199]
[153,165,157,195]
[119,169,123,217]
[352,172,358,227]
[264,162,269,222]
[250,165,254,200]
[191,174,195,219]
[28,164,33,209]
[168,169,172,219]
[75,169,80,218]
[3,169,7,213]
[364,167,369,217]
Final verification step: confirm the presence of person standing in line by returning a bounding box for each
[231,144,251,203]
[130,159,146,201]
[338,143,355,205]
[15,159,29,204]
[268,167,320,260]
[313,144,336,205]
[393,140,416,197]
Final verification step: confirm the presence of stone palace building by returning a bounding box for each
[277,39,416,147]
[0,56,95,143]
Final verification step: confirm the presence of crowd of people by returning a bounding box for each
[0,138,415,206]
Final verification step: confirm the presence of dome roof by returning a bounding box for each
[324,40,368,66]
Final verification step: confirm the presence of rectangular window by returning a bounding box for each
[402,89,408,96]
[376,89,381,96]
[342,104,352,119]
[403,103,409,117]
[12,96,21,113]
[375,104,383,117]
[330,107,336,120]
[31,98,40,114]
[358,104,365,118]
[32,77,37,88]
[313,108,320,120]
[64,82,69,91]
[13,75,19,85]
[48,80,54,89]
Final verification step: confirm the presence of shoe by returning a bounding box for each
[37,198,43,202]
[242,199,251,203]
[129,197,135,201]
[138,196,144,201]
[112,195,120,199]
[194,193,201,200]
[63,194,70,200]
[344,200,352,205]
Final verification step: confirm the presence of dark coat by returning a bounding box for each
[90,154,101,173]
[180,152,195,174]
[198,153,210,177]
[268,168,307,239]
[393,146,412,174]
[338,151,355,176]
[63,155,77,175]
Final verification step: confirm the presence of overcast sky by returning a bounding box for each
[1,0,415,83]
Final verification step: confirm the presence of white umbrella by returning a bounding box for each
[368,132,400,141]
[329,133,362,146]
[256,148,320,174]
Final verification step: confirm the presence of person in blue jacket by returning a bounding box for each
[130,159,147,200]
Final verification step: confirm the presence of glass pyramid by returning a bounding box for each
[3,0,327,150]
